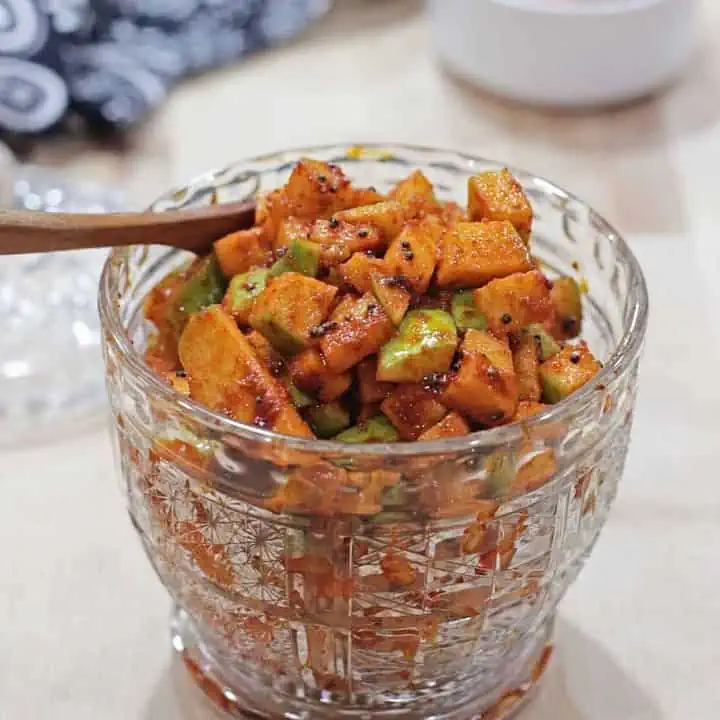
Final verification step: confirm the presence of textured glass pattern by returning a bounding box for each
[0,166,126,445]
[100,145,648,719]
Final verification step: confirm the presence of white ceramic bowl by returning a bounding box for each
[427,0,698,107]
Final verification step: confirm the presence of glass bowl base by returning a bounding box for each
[171,606,554,720]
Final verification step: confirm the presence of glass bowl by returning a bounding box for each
[99,144,648,719]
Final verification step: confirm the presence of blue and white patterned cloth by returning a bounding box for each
[0,0,329,134]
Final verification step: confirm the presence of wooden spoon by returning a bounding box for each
[0,198,256,256]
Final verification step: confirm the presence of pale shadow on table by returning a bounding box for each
[143,652,227,720]
[142,617,663,720]
[527,618,664,720]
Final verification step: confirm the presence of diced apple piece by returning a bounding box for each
[144,265,191,336]
[268,237,321,278]
[334,200,409,241]
[245,329,283,372]
[451,290,487,331]
[178,306,313,438]
[311,219,385,266]
[539,343,601,404]
[273,406,318,438]
[249,273,336,355]
[370,272,411,325]
[335,415,400,443]
[258,161,351,244]
[256,188,291,242]
[167,255,228,338]
[306,402,351,438]
[513,331,541,402]
[468,169,533,243]
[377,310,458,383]
[336,186,386,210]
[435,221,533,288]
[513,450,558,494]
[550,276,583,339]
[485,454,516,498]
[389,170,437,209]
[223,267,270,325]
[284,158,350,219]
[380,384,448,440]
[525,323,560,361]
[288,347,352,403]
[320,293,395,373]
[338,253,388,293]
[441,329,518,424]
[473,270,552,339]
[214,226,269,277]
[274,217,312,252]
[244,329,287,378]
[418,411,470,441]
[384,216,441,294]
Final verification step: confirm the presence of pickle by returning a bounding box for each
[551,276,583,339]
[223,267,270,325]
[525,323,560,362]
[269,238,322,278]
[168,254,227,337]
[377,310,457,383]
[451,290,487,331]
[370,272,411,326]
[306,402,351,438]
[539,344,601,404]
[335,415,400,443]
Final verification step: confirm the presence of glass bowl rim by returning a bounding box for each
[99,141,649,458]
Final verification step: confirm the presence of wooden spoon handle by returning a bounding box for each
[0,199,256,256]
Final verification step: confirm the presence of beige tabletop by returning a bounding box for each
[2,1,720,718]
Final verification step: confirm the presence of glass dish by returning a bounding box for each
[1,165,127,446]
[100,144,648,719]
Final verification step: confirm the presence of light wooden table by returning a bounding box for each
[2,1,719,718]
